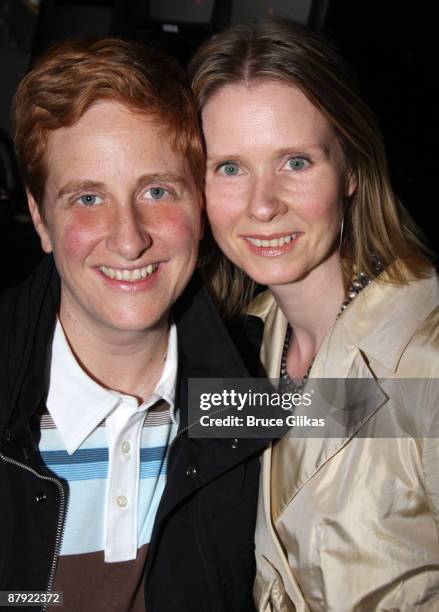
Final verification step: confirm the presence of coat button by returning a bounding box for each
[185,465,197,478]
[231,438,239,449]
[35,493,47,503]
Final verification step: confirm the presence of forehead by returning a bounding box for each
[201,80,336,154]
[45,101,189,186]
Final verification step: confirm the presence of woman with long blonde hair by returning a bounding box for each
[189,19,439,611]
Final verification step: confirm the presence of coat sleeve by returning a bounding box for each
[421,375,439,538]
[416,308,439,536]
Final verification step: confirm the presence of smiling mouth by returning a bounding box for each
[244,233,299,247]
[99,263,159,281]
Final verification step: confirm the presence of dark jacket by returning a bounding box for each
[0,256,266,612]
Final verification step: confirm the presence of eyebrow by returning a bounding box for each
[272,143,331,159]
[56,180,106,201]
[56,173,189,201]
[207,142,331,164]
[136,173,189,190]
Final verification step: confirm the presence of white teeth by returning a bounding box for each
[246,233,298,247]
[100,264,159,281]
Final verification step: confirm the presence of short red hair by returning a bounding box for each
[12,38,204,205]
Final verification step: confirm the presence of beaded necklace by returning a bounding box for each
[279,271,371,393]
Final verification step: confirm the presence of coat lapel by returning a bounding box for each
[252,291,387,522]
[270,351,388,521]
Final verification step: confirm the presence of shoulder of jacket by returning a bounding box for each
[396,305,439,377]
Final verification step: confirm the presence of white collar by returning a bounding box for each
[46,320,178,455]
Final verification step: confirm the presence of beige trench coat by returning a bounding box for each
[247,272,439,611]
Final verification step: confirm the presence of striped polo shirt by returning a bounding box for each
[38,320,178,611]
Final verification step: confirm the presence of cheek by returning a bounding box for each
[296,179,343,226]
[155,207,201,249]
[303,200,338,223]
[54,215,106,261]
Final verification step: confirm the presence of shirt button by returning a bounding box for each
[116,495,128,508]
[121,441,131,454]
[185,465,197,478]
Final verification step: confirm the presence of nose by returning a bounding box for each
[106,203,152,260]
[245,175,287,223]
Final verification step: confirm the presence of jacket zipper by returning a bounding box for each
[0,452,66,612]
[167,412,201,462]
[3,421,195,605]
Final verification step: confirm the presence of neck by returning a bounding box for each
[270,253,344,365]
[59,305,170,403]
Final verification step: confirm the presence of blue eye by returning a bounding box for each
[78,194,101,206]
[218,163,240,176]
[146,187,168,200]
[287,157,309,171]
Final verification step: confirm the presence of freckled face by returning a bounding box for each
[29,101,202,339]
[202,81,356,287]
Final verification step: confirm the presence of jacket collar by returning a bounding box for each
[247,269,439,377]
[246,290,286,379]
[338,270,439,373]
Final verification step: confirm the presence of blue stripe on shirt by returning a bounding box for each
[40,445,167,465]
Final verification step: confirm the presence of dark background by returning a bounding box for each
[0,0,436,290]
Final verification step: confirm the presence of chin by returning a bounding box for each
[100,308,168,335]
[240,264,304,288]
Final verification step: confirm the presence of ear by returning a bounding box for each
[27,191,53,254]
[346,169,357,197]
